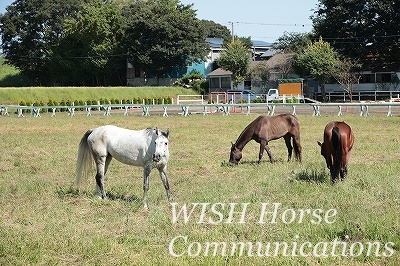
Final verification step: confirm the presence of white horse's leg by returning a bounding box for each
[142,165,152,209]
[158,165,173,202]
[95,155,107,199]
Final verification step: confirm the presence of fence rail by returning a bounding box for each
[176,95,204,105]
[313,90,400,102]
[2,101,400,118]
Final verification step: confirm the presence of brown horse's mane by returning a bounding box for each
[233,116,260,150]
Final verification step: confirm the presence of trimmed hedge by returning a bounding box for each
[18,96,173,113]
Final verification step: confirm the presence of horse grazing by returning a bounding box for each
[75,125,172,209]
[318,121,354,183]
[229,114,302,165]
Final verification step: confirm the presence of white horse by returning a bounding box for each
[75,125,172,209]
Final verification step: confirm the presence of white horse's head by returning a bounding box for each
[152,128,170,166]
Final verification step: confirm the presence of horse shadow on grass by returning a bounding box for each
[295,169,328,183]
[221,158,285,167]
[105,191,141,203]
[56,186,140,203]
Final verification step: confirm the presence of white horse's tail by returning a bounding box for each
[75,129,93,189]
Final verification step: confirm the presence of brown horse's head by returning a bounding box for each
[317,141,330,168]
[229,143,242,166]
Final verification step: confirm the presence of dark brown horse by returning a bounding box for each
[229,114,302,165]
[318,121,354,183]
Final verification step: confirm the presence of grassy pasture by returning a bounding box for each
[0,112,399,265]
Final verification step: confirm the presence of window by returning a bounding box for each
[376,73,391,83]
[221,77,231,88]
[210,78,219,88]
[360,74,374,83]
[134,67,141,78]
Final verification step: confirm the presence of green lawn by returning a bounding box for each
[0,113,399,265]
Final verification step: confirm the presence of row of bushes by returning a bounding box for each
[208,98,267,104]
[18,97,173,113]
[21,97,173,107]
[272,97,301,103]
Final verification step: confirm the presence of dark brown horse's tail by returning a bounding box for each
[332,126,342,178]
[292,137,302,162]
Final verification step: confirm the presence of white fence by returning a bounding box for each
[2,101,400,118]
[176,95,204,105]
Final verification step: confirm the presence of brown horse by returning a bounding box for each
[229,114,302,165]
[318,121,354,183]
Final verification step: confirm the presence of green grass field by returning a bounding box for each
[0,112,399,265]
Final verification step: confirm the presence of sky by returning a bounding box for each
[179,0,318,43]
[0,0,318,43]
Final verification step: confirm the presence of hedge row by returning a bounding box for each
[21,97,173,106]
[18,97,173,112]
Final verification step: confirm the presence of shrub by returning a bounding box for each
[77,100,85,111]
[176,70,207,94]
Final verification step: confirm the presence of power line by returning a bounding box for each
[230,21,312,27]
[319,35,400,40]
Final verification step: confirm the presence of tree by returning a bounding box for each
[249,61,270,93]
[0,0,83,84]
[332,58,361,102]
[57,0,126,85]
[312,0,400,71]
[293,38,340,101]
[200,20,231,41]
[121,0,208,85]
[275,53,295,79]
[217,39,250,89]
[272,32,312,53]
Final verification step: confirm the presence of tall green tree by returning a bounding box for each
[121,0,208,84]
[0,0,83,84]
[200,20,231,41]
[312,0,400,71]
[272,32,312,53]
[56,0,125,85]
[293,38,340,101]
[217,39,250,89]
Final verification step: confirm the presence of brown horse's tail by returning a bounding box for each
[292,136,302,162]
[331,126,342,179]
[75,129,93,189]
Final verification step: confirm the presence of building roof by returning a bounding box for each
[206,68,232,77]
[260,48,280,58]
[266,53,295,69]
[277,78,303,83]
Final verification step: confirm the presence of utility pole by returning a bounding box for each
[229,21,234,42]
